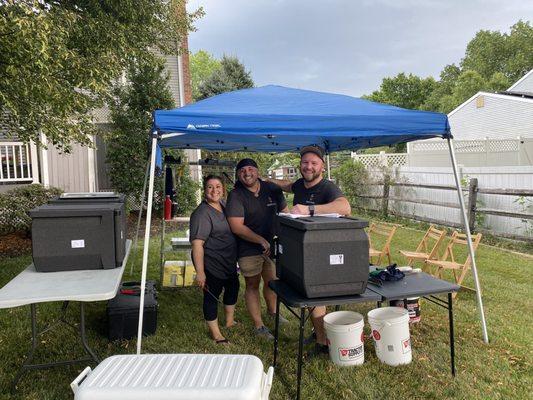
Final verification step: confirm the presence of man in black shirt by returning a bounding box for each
[267,145,351,354]
[226,158,289,339]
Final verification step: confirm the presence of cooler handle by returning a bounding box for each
[71,366,92,394]
[261,366,274,400]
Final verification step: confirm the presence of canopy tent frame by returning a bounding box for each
[133,85,489,353]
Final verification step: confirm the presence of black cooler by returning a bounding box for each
[107,281,158,340]
[30,202,126,272]
[277,216,369,298]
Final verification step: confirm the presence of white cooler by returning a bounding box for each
[71,354,274,400]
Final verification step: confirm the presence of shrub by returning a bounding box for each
[0,184,63,234]
[332,159,369,208]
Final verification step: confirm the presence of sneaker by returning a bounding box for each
[268,312,289,324]
[307,343,329,359]
[254,325,275,340]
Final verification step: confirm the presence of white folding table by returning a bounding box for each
[0,240,131,390]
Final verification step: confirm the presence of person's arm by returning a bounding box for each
[191,239,207,289]
[291,197,351,216]
[227,217,271,256]
[263,177,293,193]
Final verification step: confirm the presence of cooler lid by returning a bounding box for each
[52,192,125,203]
[73,354,266,400]
[30,203,121,218]
[277,215,368,230]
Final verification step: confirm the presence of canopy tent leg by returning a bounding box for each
[130,160,151,276]
[136,133,159,354]
[447,137,489,343]
[326,154,331,180]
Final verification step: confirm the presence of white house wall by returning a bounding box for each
[46,142,91,192]
[508,69,533,92]
[449,94,533,140]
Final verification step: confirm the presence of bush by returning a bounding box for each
[0,184,63,234]
[332,159,369,208]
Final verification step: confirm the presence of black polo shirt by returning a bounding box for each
[189,201,237,279]
[226,179,287,258]
[292,178,344,206]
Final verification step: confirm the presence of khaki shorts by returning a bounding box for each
[238,255,275,278]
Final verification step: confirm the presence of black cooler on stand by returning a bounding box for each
[277,216,369,298]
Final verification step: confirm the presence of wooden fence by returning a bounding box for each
[358,177,533,242]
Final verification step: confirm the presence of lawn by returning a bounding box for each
[0,221,531,400]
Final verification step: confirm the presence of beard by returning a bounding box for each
[300,169,321,182]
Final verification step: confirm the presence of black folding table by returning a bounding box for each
[269,280,381,400]
[367,271,460,376]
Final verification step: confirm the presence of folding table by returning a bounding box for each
[0,239,131,390]
[268,280,381,400]
[367,271,460,375]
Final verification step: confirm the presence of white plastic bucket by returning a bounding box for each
[367,307,412,366]
[323,311,365,366]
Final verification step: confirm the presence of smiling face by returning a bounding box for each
[237,165,259,188]
[204,178,224,203]
[299,152,324,183]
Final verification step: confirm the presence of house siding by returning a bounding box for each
[449,95,533,140]
[46,143,90,192]
[508,70,533,93]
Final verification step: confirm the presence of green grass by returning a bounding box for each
[0,224,532,399]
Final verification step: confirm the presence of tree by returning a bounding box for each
[365,73,437,110]
[106,55,175,197]
[190,50,221,101]
[0,0,201,150]
[196,55,254,101]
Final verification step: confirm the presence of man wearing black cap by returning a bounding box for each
[226,158,289,340]
[266,144,351,354]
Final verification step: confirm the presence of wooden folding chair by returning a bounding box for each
[368,222,398,266]
[425,232,482,298]
[398,225,447,266]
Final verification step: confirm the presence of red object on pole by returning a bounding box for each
[164,195,172,221]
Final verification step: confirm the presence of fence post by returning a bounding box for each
[382,174,390,217]
[467,177,478,232]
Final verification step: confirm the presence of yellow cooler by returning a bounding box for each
[163,260,196,287]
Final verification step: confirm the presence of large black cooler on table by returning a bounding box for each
[30,201,126,272]
[48,192,127,260]
[277,216,369,298]
[107,281,158,341]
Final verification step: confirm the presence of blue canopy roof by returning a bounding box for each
[153,85,450,153]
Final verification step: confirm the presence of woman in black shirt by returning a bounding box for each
[189,175,239,344]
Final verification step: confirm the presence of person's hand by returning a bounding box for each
[260,239,271,257]
[195,272,206,289]
[291,204,310,215]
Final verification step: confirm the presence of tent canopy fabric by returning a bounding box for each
[153,85,450,153]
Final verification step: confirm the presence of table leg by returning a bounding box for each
[80,303,100,363]
[273,296,280,367]
[296,307,305,400]
[448,292,456,376]
[11,304,38,392]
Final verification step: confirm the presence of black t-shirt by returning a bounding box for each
[292,178,344,206]
[226,179,287,257]
[189,201,237,279]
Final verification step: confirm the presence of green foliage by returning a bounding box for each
[106,55,175,197]
[332,159,369,207]
[0,184,62,234]
[190,50,222,101]
[0,0,201,150]
[173,161,201,216]
[196,55,254,101]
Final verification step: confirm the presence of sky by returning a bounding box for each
[186,0,532,97]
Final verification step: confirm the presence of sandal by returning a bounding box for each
[226,321,239,328]
[214,338,230,345]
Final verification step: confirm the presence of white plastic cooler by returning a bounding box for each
[71,354,274,400]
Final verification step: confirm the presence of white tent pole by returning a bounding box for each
[130,160,151,276]
[447,137,489,343]
[326,154,331,180]
[136,133,159,354]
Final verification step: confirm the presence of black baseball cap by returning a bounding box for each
[300,145,325,160]
[236,158,258,171]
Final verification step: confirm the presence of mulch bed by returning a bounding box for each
[0,231,32,257]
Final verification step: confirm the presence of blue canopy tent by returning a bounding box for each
[134,85,488,352]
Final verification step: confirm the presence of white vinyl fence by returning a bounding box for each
[360,166,533,241]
